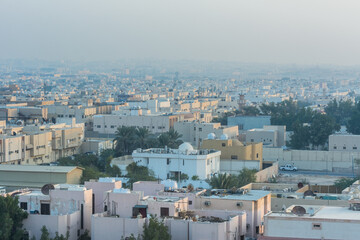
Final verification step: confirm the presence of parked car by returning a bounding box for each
[279,164,298,171]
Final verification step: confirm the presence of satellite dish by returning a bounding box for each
[291,206,306,216]
[298,182,304,189]
[41,184,55,195]
[304,190,315,197]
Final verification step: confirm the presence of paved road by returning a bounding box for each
[279,170,354,177]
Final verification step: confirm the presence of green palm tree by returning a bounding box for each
[134,127,151,149]
[167,128,183,148]
[114,126,136,156]
[209,173,235,189]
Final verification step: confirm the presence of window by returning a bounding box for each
[97,125,101,128]
[343,146,346,150]
[20,202,27,210]
[251,139,254,142]
[231,155,238,160]
[239,124,244,130]
[104,125,107,128]
[111,125,115,128]
[255,226,259,234]
[333,146,337,149]
[167,158,170,165]
[256,153,259,158]
[194,127,196,131]
[183,159,185,166]
[41,203,50,215]
[222,143,226,147]
[199,128,202,132]
[160,207,169,217]
[353,147,358,150]
[312,223,322,230]
[188,200,192,205]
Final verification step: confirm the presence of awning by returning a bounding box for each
[133,205,148,209]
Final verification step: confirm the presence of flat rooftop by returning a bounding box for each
[269,205,360,221]
[0,165,82,173]
[202,190,271,201]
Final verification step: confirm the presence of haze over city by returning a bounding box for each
[1,0,360,65]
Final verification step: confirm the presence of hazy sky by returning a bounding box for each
[1,0,360,65]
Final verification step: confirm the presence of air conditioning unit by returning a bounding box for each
[204,201,211,206]
[236,202,243,207]
[176,208,181,212]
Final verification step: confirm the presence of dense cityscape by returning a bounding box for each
[1,1,360,240]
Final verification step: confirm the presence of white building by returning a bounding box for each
[329,134,360,151]
[261,204,360,240]
[132,143,221,180]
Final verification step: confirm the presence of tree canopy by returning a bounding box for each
[208,168,257,189]
[142,216,171,240]
[113,126,183,157]
[0,196,28,240]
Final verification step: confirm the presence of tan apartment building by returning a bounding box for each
[174,121,238,148]
[93,114,179,134]
[201,138,263,172]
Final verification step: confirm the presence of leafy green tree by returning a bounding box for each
[347,110,360,134]
[325,99,355,125]
[0,196,28,240]
[78,230,91,240]
[289,122,310,150]
[40,226,50,240]
[235,168,257,187]
[142,216,171,240]
[126,163,157,188]
[208,173,236,189]
[309,113,340,149]
[240,106,260,116]
[80,166,108,183]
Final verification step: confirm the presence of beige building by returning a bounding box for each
[196,189,271,239]
[246,125,286,148]
[20,184,92,240]
[0,165,83,189]
[329,134,360,151]
[93,114,179,134]
[174,121,238,148]
[201,139,263,172]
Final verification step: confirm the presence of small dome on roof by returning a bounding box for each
[220,134,229,140]
[207,133,216,139]
[179,142,194,152]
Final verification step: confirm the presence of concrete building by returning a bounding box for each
[228,116,271,131]
[261,204,360,240]
[81,138,113,155]
[0,165,83,189]
[19,184,92,240]
[84,178,122,214]
[329,134,360,151]
[132,143,221,180]
[91,186,247,240]
[174,121,238,148]
[201,138,263,172]
[246,125,286,147]
[93,114,179,135]
[196,189,271,239]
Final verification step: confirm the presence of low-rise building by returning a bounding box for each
[261,204,360,240]
[246,125,286,148]
[228,116,271,132]
[174,121,238,148]
[19,184,92,240]
[132,143,221,180]
[201,138,263,172]
[329,134,360,151]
